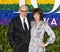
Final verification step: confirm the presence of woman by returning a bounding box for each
[28,8,55,52]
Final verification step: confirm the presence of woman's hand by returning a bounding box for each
[39,43,47,47]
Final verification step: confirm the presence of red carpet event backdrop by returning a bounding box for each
[0,0,60,27]
[0,0,60,52]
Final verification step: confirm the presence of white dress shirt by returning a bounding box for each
[20,15,29,30]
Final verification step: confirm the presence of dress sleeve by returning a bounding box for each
[44,22,55,46]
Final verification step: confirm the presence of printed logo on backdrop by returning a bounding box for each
[0,0,60,26]
[20,0,60,27]
[20,0,60,13]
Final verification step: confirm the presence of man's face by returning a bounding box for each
[20,6,28,18]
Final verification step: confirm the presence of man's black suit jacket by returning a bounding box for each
[8,16,31,52]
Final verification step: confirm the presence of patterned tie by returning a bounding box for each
[23,19,28,31]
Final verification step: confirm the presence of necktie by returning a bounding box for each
[23,19,28,31]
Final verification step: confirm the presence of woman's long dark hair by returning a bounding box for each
[32,8,43,20]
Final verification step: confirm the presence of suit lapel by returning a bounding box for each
[16,16,31,31]
[17,16,24,31]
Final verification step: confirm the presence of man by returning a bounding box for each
[8,5,31,52]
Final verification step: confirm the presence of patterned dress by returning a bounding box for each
[28,21,55,52]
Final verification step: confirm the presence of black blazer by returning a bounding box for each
[8,16,31,51]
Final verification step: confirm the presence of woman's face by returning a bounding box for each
[33,13,40,21]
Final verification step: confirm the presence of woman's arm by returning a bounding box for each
[44,22,55,46]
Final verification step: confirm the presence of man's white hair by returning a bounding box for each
[19,5,28,11]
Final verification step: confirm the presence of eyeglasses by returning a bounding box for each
[20,10,28,12]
